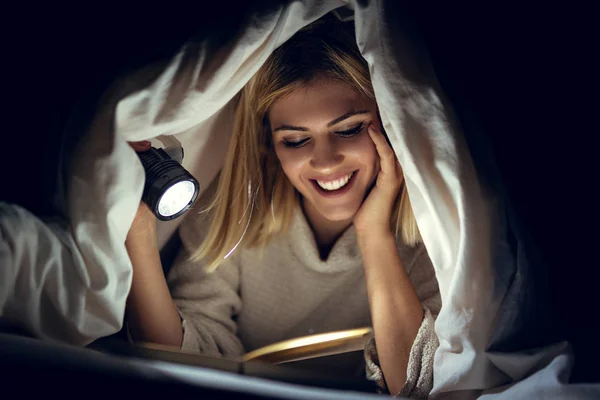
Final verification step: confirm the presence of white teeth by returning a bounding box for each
[316,173,353,191]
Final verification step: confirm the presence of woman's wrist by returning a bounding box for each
[356,225,394,245]
[356,230,398,267]
[126,223,158,248]
[126,202,158,248]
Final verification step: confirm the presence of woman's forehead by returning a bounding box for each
[269,81,374,128]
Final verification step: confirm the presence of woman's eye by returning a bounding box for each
[336,123,364,137]
[283,138,309,148]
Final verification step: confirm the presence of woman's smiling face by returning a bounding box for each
[269,77,382,223]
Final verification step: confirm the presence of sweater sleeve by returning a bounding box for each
[164,182,245,358]
[364,245,441,398]
[167,242,245,358]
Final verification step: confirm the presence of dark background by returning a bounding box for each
[418,4,597,383]
[2,2,597,384]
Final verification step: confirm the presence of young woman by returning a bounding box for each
[125,18,441,397]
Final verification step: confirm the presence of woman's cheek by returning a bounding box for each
[345,133,377,159]
[276,147,309,175]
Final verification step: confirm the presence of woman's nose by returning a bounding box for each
[309,138,344,172]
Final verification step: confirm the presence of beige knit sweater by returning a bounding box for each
[167,187,441,398]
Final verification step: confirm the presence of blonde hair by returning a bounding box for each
[192,18,420,271]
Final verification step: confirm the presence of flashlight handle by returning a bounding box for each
[137,149,179,183]
[137,148,181,208]
[136,146,199,221]
[137,147,170,165]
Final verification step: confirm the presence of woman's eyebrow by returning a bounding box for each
[273,110,369,133]
[273,125,309,133]
[327,110,368,127]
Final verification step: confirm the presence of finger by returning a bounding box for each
[129,141,152,152]
[368,125,397,174]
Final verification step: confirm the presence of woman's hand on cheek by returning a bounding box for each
[126,141,158,248]
[353,125,403,237]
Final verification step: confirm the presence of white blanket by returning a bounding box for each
[1,1,598,398]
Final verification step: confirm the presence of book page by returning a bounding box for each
[242,327,373,364]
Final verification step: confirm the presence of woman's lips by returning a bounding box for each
[310,170,358,198]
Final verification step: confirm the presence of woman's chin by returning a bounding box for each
[301,192,364,225]
[316,206,359,224]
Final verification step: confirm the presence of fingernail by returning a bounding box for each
[137,141,151,150]
[130,140,152,152]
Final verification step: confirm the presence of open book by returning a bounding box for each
[142,327,373,364]
[90,327,375,392]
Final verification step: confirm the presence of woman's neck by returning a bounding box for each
[301,199,354,260]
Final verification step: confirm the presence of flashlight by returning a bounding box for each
[136,144,200,221]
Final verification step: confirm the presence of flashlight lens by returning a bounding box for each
[157,180,197,217]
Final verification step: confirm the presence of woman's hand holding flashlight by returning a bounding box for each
[125,140,184,347]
